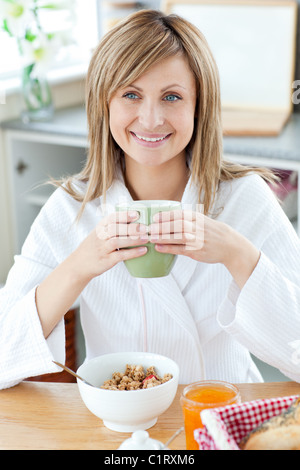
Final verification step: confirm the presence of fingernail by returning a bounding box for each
[129,211,138,219]
[155,244,165,250]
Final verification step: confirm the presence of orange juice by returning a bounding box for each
[180,381,240,450]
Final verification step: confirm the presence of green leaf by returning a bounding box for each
[2,18,13,37]
[38,4,58,9]
[25,29,37,42]
[22,63,35,82]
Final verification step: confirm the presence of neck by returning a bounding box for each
[124,157,190,201]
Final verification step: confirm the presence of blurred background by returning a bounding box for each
[0,0,299,382]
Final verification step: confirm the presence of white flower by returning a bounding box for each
[1,0,77,74]
[20,32,58,74]
[0,0,34,38]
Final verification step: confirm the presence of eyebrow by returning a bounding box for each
[124,84,186,92]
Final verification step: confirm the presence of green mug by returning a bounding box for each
[116,200,181,278]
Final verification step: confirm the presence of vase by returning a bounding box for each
[21,63,54,122]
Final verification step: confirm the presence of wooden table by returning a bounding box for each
[1,381,300,450]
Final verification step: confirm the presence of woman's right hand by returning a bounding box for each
[37,210,148,338]
[71,210,148,282]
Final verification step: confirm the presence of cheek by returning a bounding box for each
[175,109,195,139]
[109,104,134,140]
[109,108,124,141]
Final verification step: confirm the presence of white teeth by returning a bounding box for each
[134,133,167,142]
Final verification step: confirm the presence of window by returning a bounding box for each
[0,0,99,82]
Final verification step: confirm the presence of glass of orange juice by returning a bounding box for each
[180,380,241,450]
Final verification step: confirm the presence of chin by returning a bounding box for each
[129,155,168,168]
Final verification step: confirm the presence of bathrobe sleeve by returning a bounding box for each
[0,188,80,389]
[217,177,300,382]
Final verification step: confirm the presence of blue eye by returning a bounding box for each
[164,94,181,102]
[123,92,138,100]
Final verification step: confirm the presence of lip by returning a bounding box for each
[130,131,171,148]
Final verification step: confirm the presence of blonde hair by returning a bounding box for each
[56,9,276,218]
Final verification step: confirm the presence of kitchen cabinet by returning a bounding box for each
[2,106,87,254]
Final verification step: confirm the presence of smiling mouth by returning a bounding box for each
[131,132,171,142]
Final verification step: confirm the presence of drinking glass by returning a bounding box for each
[180,380,241,450]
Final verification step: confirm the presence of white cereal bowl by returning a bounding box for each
[76,352,179,432]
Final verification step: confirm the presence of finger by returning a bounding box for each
[98,210,140,227]
[96,210,142,240]
[152,209,195,223]
[154,243,187,255]
[149,219,195,235]
[107,221,147,238]
[154,240,202,255]
[111,245,148,264]
[150,232,196,244]
[106,234,149,252]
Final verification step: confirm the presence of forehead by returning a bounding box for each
[122,54,196,91]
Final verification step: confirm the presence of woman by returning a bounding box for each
[1,10,300,388]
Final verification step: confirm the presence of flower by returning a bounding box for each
[0,0,76,71]
[20,32,57,75]
[1,0,77,117]
[0,0,34,37]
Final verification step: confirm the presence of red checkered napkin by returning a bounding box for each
[194,395,299,450]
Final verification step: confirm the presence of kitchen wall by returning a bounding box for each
[0,77,86,283]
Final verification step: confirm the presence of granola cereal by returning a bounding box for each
[100,364,172,390]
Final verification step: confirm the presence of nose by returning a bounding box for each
[138,99,164,130]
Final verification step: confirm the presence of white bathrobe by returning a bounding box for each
[1,171,300,389]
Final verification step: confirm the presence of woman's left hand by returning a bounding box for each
[149,210,260,289]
